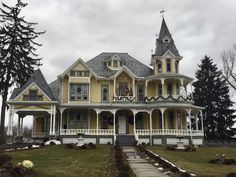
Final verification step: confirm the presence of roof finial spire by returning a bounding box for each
[160,10,165,18]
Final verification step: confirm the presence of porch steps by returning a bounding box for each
[116,135,136,146]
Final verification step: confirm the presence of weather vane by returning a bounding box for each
[160,10,165,18]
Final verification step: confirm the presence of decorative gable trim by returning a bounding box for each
[14,82,52,101]
[57,58,98,78]
[112,65,138,79]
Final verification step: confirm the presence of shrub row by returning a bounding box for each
[165,145,196,152]
[65,142,96,149]
[209,158,236,165]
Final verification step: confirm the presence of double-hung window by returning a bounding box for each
[70,84,89,101]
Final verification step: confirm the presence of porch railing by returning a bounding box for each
[136,129,203,136]
[32,132,49,138]
[60,129,114,135]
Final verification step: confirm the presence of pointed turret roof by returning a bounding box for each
[154,18,180,57]
[10,69,56,100]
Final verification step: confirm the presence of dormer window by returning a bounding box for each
[166,59,171,72]
[106,55,124,70]
[108,61,111,67]
[113,60,118,67]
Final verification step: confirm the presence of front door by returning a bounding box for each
[118,116,126,134]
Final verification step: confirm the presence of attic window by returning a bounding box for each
[108,61,111,67]
[29,90,38,101]
[113,60,118,67]
[70,70,89,77]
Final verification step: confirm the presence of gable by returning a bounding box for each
[58,58,96,78]
[14,83,51,101]
[9,69,56,101]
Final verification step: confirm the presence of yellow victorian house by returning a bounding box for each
[7,18,204,146]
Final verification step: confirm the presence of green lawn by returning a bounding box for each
[148,146,236,176]
[5,145,111,177]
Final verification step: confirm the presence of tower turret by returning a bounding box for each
[151,18,182,75]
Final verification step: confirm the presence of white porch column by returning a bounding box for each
[133,110,138,135]
[200,110,204,131]
[7,105,13,136]
[49,106,53,135]
[111,110,116,145]
[95,109,101,135]
[52,105,56,135]
[17,115,20,136]
[20,117,23,136]
[187,109,192,144]
[60,108,66,133]
[160,108,165,135]
[195,113,199,131]
[148,111,153,145]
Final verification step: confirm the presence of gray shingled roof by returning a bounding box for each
[86,53,153,77]
[155,18,180,57]
[9,69,56,101]
[49,79,61,101]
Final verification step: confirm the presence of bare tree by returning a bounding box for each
[221,44,236,91]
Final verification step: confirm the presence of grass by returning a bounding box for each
[148,146,236,176]
[4,145,111,177]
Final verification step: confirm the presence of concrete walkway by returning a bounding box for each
[123,147,169,177]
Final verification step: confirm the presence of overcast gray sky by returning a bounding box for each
[2,0,236,127]
[4,0,236,82]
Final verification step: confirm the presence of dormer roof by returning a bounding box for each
[86,52,153,78]
[154,18,180,57]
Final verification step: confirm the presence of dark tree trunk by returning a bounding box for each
[0,93,8,144]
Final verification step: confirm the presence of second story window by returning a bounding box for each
[70,84,89,101]
[166,59,171,72]
[101,85,109,102]
[167,83,172,95]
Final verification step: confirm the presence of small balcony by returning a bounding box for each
[113,96,135,102]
